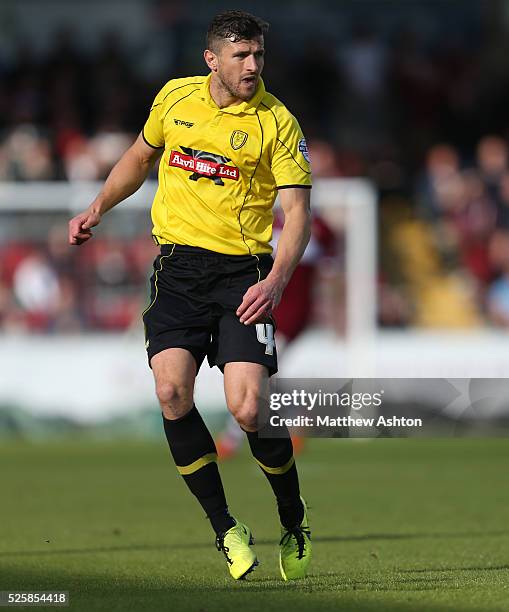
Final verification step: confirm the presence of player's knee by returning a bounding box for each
[156,381,192,417]
[228,392,260,432]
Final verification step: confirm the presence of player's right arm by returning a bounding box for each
[68,133,162,245]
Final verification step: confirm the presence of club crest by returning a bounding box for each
[230,130,248,150]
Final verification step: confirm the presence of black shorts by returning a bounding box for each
[142,244,278,376]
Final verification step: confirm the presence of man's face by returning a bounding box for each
[213,36,265,101]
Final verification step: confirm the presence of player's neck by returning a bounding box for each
[209,74,248,109]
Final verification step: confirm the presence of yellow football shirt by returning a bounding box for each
[143,73,312,255]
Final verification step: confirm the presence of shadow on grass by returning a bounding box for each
[0,566,492,612]
[2,529,508,558]
[243,572,462,593]
[400,564,509,573]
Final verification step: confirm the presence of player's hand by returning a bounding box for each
[68,208,101,245]
[237,277,284,325]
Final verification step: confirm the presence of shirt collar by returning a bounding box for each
[199,73,265,115]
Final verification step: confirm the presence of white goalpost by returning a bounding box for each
[311,178,377,345]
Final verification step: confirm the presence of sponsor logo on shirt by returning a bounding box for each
[169,146,239,186]
[174,118,194,128]
[298,137,310,163]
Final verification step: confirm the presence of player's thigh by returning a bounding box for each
[208,310,278,376]
[223,361,270,431]
[143,250,212,373]
[151,348,197,418]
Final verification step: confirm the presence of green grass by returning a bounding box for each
[1,438,508,611]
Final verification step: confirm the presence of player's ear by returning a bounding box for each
[204,49,218,72]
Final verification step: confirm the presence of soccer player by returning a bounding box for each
[68,10,312,581]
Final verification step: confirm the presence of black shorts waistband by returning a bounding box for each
[160,243,272,260]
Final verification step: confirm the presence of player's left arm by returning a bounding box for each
[237,188,311,325]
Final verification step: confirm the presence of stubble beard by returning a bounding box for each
[218,73,254,102]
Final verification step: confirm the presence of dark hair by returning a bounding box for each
[207,10,269,51]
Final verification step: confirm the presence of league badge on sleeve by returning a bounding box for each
[298,138,310,163]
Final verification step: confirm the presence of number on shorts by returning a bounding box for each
[256,323,275,355]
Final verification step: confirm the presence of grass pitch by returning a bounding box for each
[1,437,508,611]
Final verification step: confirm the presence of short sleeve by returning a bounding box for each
[271,111,312,189]
[142,87,165,149]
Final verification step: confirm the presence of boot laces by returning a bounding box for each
[280,526,311,560]
[215,533,233,565]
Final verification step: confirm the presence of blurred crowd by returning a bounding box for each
[416,136,509,328]
[2,5,509,333]
[0,10,502,183]
[3,134,509,334]
[0,227,157,333]
[0,30,144,182]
